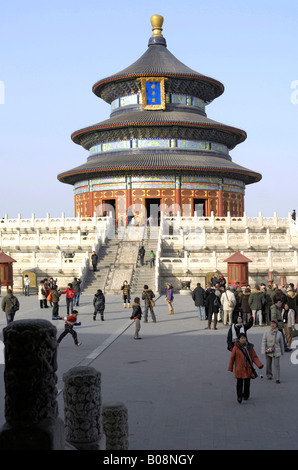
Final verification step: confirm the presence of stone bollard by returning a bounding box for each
[63,366,102,450]
[0,319,64,450]
[102,402,129,450]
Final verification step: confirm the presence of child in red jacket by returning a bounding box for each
[57,310,81,347]
[228,333,263,403]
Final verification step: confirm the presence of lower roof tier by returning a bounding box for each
[57,151,262,186]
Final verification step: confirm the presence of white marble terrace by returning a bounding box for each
[0,211,297,293]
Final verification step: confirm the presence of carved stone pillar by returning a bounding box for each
[63,366,102,450]
[0,319,64,450]
[102,402,129,450]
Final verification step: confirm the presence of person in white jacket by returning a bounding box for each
[24,275,30,296]
[221,287,236,326]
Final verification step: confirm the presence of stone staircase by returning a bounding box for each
[130,229,159,295]
[81,238,120,294]
[82,227,160,295]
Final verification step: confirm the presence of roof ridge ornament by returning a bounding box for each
[148,15,167,47]
[151,14,164,37]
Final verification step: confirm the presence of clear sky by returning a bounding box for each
[1,0,298,218]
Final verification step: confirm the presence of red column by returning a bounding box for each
[218,190,223,216]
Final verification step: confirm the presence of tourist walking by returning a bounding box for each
[121,280,131,308]
[93,289,105,321]
[57,310,81,347]
[221,287,236,326]
[285,285,298,312]
[191,282,206,320]
[270,299,291,352]
[43,279,51,308]
[139,246,145,266]
[205,287,221,330]
[142,285,156,322]
[233,287,243,323]
[239,287,252,323]
[48,278,57,307]
[38,281,47,308]
[261,285,272,325]
[219,275,226,289]
[72,277,82,306]
[165,282,174,314]
[61,283,76,315]
[249,285,265,326]
[51,285,61,319]
[227,314,253,351]
[228,333,263,403]
[261,319,284,383]
[91,250,98,272]
[130,297,142,339]
[24,274,30,296]
[1,289,19,324]
[49,277,57,289]
[149,250,155,268]
[282,303,296,348]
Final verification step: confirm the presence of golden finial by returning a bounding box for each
[151,15,164,37]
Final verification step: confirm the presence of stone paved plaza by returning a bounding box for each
[0,291,297,450]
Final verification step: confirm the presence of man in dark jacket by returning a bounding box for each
[191,283,206,320]
[1,289,19,324]
[139,246,145,266]
[91,251,98,272]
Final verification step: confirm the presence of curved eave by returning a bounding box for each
[58,152,261,186]
[71,121,246,150]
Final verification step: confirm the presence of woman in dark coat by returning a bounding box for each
[93,289,105,321]
[205,288,221,330]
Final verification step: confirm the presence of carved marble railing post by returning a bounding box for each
[102,402,129,450]
[0,319,64,450]
[63,366,102,450]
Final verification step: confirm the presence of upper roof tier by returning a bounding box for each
[92,15,224,105]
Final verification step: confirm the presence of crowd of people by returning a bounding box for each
[190,275,298,401]
[191,276,298,334]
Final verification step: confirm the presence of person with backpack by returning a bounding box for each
[205,287,221,330]
[142,284,156,323]
[93,289,105,321]
[1,289,20,324]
